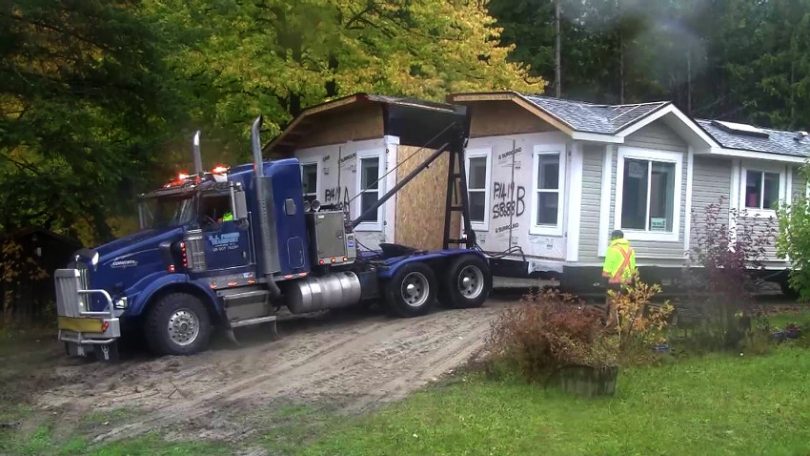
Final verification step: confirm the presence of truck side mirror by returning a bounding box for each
[232,188,248,221]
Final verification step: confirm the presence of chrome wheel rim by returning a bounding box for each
[457,265,484,299]
[401,272,430,308]
[168,309,200,346]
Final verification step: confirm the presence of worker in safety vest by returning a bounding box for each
[602,230,637,327]
[602,230,637,285]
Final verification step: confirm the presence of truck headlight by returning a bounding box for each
[114,296,128,309]
[91,251,100,267]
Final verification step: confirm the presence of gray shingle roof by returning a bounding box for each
[520,94,810,158]
[696,119,810,158]
[521,95,670,134]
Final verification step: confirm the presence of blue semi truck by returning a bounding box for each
[54,112,491,360]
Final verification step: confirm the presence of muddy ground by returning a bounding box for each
[0,295,519,450]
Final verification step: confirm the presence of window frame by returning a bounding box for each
[530,144,566,236]
[614,146,683,242]
[464,148,492,231]
[354,148,385,232]
[300,160,320,203]
[739,163,785,217]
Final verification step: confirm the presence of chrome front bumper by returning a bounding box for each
[54,269,120,356]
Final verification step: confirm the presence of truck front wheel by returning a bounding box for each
[384,262,437,317]
[144,292,212,356]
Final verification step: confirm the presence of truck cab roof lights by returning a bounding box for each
[211,165,229,183]
[163,172,192,188]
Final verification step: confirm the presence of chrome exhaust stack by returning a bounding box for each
[192,130,203,180]
[250,116,281,297]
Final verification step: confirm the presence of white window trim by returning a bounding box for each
[614,146,683,242]
[739,162,786,218]
[299,160,320,201]
[354,148,385,232]
[530,144,566,236]
[465,147,492,231]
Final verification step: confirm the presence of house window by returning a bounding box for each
[301,162,318,203]
[615,147,682,242]
[744,170,780,210]
[465,148,491,230]
[530,145,565,235]
[621,159,675,232]
[358,154,381,224]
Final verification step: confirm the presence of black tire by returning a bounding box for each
[144,292,212,356]
[442,255,492,309]
[384,262,438,317]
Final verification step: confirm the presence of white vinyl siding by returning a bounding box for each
[578,144,604,261]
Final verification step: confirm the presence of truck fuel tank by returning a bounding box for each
[286,271,362,314]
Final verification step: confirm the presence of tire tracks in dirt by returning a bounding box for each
[34,299,512,443]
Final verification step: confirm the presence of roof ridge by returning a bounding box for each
[607,101,669,108]
[524,94,602,106]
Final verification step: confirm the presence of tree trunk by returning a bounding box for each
[687,48,692,115]
[554,0,561,97]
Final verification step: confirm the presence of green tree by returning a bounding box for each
[148,0,544,144]
[0,0,187,243]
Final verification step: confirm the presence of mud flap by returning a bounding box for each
[267,319,280,341]
[225,329,240,346]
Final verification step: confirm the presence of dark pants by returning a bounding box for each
[605,283,622,328]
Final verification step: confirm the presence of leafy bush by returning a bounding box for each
[777,185,810,299]
[485,289,614,382]
[609,278,673,363]
[686,197,776,348]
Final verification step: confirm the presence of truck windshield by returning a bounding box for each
[139,195,196,229]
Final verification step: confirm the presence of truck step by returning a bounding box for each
[221,288,273,323]
[230,315,277,328]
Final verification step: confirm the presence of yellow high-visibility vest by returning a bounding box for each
[602,238,637,284]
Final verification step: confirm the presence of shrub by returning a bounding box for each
[485,289,614,383]
[609,278,673,363]
[777,185,810,299]
[686,197,776,348]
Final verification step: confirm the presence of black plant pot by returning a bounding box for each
[555,365,619,398]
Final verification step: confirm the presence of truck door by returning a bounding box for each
[198,190,252,272]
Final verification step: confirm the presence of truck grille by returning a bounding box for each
[184,229,207,272]
[55,268,84,318]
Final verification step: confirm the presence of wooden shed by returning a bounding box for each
[0,228,80,324]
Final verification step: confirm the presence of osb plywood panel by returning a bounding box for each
[297,104,384,148]
[395,145,451,250]
[467,100,554,138]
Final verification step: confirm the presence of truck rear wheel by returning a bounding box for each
[384,262,437,317]
[442,255,491,308]
[145,292,212,356]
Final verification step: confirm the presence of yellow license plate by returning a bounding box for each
[58,316,104,333]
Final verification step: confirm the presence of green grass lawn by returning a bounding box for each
[301,346,810,456]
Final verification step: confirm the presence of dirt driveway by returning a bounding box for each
[21,296,515,444]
